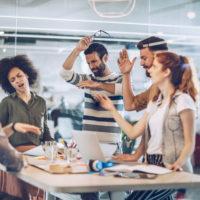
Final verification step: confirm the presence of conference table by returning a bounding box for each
[1,162,200,200]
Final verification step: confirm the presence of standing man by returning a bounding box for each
[60,36,123,200]
[60,36,123,146]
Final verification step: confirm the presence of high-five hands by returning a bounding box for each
[118,49,137,74]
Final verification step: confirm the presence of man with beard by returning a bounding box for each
[60,36,123,200]
[61,36,123,145]
[120,36,168,112]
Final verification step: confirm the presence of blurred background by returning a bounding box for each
[0,0,200,141]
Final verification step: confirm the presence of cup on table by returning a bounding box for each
[44,141,58,162]
[64,148,78,164]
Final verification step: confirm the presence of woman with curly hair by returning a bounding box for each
[0,55,53,200]
[0,54,53,152]
[94,51,198,200]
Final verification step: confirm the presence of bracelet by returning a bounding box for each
[11,122,17,132]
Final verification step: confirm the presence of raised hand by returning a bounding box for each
[76,36,92,52]
[117,49,137,74]
[93,94,115,111]
[14,123,41,135]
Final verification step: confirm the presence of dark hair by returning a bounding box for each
[84,43,108,60]
[0,55,38,94]
[153,52,198,104]
[137,36,168,51]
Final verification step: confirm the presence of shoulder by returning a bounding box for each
[175,92,194,104]
[174,92,196,113]
[33,93,46,104]
[0,95,14,105]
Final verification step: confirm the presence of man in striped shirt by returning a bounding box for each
[60,36,123,148]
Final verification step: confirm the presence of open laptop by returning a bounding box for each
[72,131,117,162]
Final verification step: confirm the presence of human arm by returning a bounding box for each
[112,136,145,161]
[170,109,195,171]
[3,122,41,138]
[94,94,147,140]
[118,49,151,111]
[63,36,92,70]
[3,122,41,153]
[118,49,138,110]
[76,80,116,94]
[0,126,24,171]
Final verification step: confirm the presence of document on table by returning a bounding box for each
[105,164,172,175]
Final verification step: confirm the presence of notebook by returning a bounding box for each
[72,131,117,162]
[104,164,172,175]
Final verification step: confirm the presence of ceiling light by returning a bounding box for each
[88,0,136,18]
[187,11,196,19]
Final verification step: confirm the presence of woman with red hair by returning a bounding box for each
[94,51,198,200]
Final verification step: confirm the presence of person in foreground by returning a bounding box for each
[0,55,53,200]
[94,51,198,200]
[0,55,53,153]
[0,122,41,200]
[60,36,123,200]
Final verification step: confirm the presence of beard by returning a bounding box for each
[143,65,151,78]
[92,62,106,77]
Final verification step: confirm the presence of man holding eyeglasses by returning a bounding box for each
[60,35,123,200]
[61,35,123,142]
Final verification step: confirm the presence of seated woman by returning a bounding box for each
[0,122,41,200]
[0,55,53,200]
[94,51,198,200]
[0,55,53,152]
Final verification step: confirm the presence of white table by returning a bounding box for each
[2,164,200,199]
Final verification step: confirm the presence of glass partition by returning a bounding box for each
[0,0,200,136]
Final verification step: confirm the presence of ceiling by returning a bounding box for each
[0,0,200,46]
[0,0,199,108]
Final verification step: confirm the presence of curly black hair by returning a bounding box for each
[0,55,38,94]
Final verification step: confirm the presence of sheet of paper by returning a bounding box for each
[24,145,45,156]
[105,164,172,175]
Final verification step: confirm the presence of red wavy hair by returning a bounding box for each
[152,51,198,104]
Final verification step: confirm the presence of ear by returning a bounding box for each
[103,54,108,63]
[164,68,171,77]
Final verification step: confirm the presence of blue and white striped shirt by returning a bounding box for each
[60,69,123,143]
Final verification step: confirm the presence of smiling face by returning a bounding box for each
[85,52,106,77]
[8,67,29,94]
[140,48,154,77]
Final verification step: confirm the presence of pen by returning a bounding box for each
[60,139,68,148]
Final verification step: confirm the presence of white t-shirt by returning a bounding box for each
[146,93,196,155]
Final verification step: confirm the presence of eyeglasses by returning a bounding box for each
[91,30,111,40]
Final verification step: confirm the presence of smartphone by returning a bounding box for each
[114,172,157,179]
